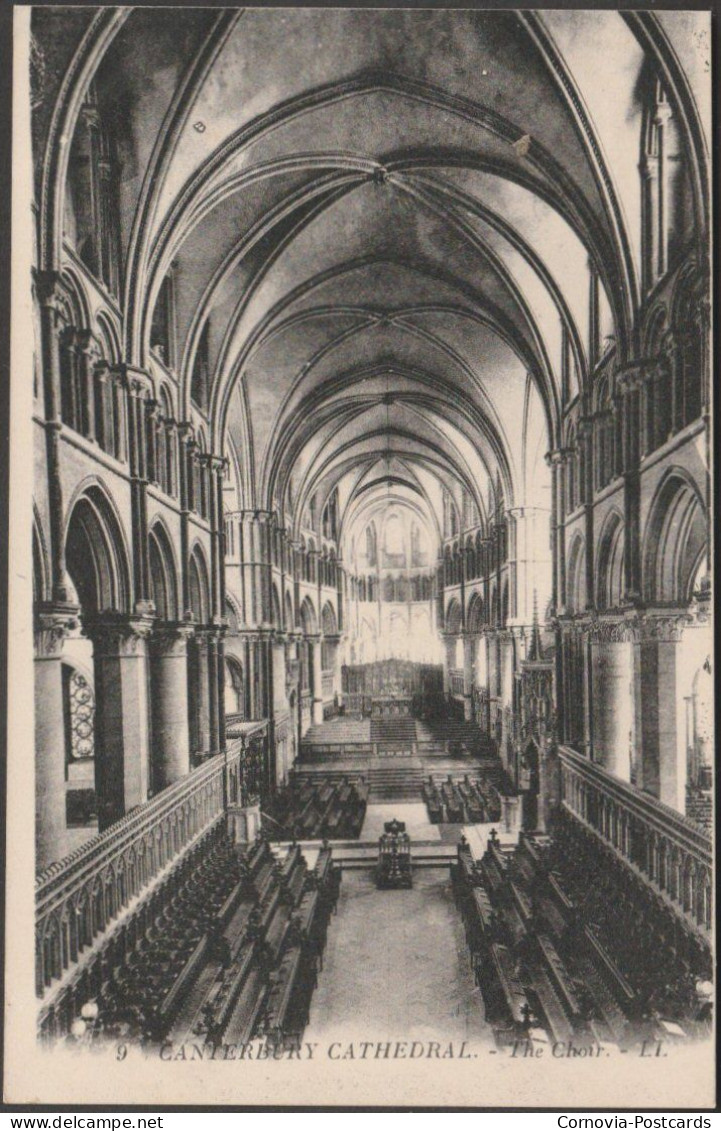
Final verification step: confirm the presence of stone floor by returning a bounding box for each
[360,802,440,841]
[306,868,493,1045]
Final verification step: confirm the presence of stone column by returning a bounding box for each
[34,605,78,871]
[207,628,221,755]
[77,331,97,441]
[310,637,324,725]
[443,636,455,694]
[190,630,212,757]
[634,614,689,811]
[35,272,74,603]
[590,626,633,780]
[617,367,644,604]
[125,369,154,615]
[86,614,154,831]
[149,624,194,791]
[463,634,474,721]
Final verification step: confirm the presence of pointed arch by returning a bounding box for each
[643,470,706,604]
[64,482,131,614]
[299,595,317,635]
[95,310,121,365]
[466,590,485,634]
[321,601,338,636]
[148,519,179,621]
[188,542,211,623]
[224,593,241,632]
[567,532,587,614]
[596,510,625,611]
[224,654,245,717]
[445,597,462,636]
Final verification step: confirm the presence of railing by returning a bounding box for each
[299,742,373,760]
[558,745,712,934]
[342,693,368,714]
[226,719,268,808]
[225,715,267,740]
[449,669,464,696]
[36,754,231,998]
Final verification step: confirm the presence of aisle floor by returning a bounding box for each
[305,868,492,1045]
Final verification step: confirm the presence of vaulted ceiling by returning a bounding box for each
[37,7,710,540]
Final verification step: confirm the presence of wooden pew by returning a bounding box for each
[583,927,636,1013]
[222,963,269,1045]
[537,934,581,1021]
[262,946,305,1049]
[481,942,527,1028]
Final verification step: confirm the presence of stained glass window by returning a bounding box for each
[64,667,95,760]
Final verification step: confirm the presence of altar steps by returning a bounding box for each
[370,718,418,744]
[270,839,456,870]
[368,764,424,801]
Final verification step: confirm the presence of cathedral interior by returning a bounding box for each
[30,8,712,1054]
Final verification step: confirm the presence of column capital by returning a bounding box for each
[123,365,154,399]
[84,612,155,655]
[34,602,79,657]
[635,609,694,643]
[545,448,571,467]
[208,454,227,475]
[586,614,637,644]
[192,624,225,645]
[615,357,668,394]
[32,268,62,308]
[150,622,195,656]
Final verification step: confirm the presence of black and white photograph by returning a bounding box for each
[3,2,714,1109]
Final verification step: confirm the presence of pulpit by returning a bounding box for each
[375,818,413,889]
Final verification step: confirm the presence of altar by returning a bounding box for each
[371,696,413,718]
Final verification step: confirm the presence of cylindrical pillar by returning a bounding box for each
[463,634,474,720]
[443,637,455,694]
[87,615,153,831]
[34,608,77,870]
[149,624,193,790]
[590,637,633,780]
[191,631,212,756]
[310,637,323,725]
[207,629,221,755]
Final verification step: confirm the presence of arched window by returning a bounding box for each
[64,84,122,296]
[190,320,210,412]
[62,663,97,829]
[63,664,95,763]
[383,513,405,567]
[150,271,175,368]
[640,77,688,293]
[594,376,617,491]
[566,426,580,513]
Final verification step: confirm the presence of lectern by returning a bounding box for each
[375,818,412,889]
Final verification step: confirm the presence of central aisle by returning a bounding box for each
[305,868,493,1045]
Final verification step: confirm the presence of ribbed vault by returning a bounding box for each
[35,7,710,549]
